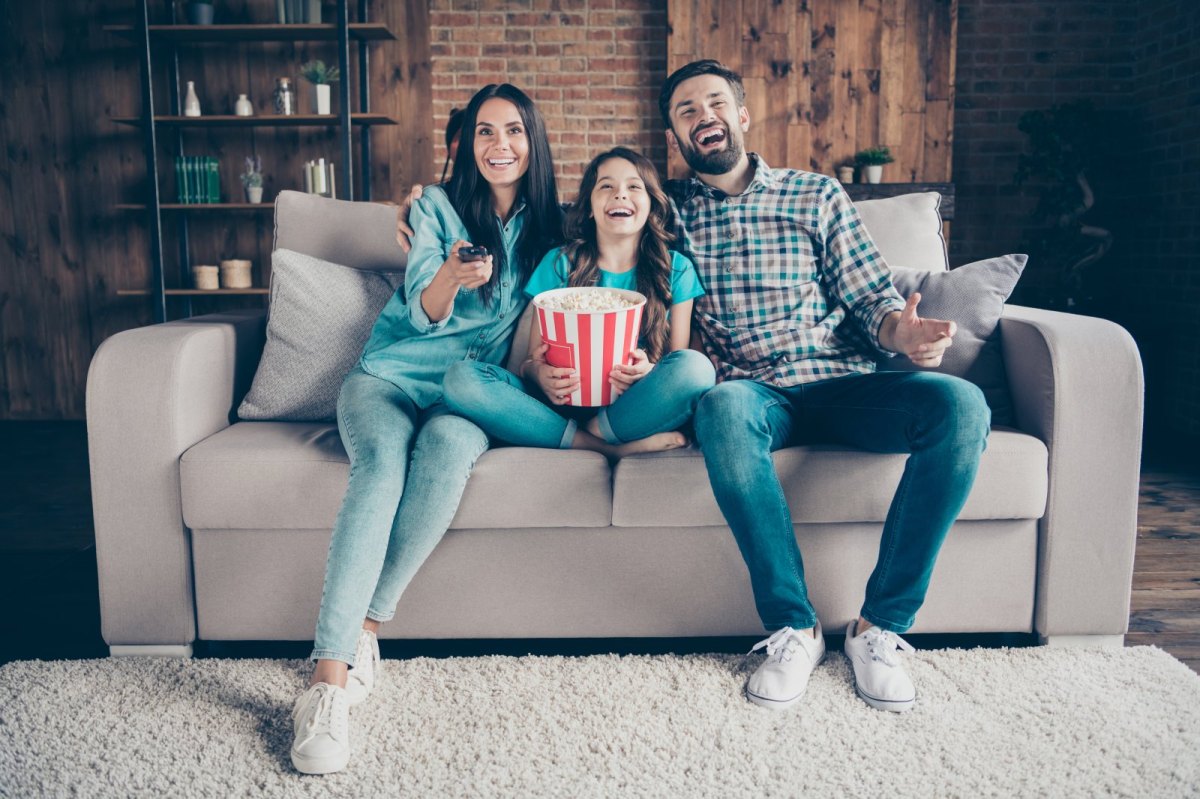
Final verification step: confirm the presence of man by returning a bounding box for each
[659,59,990,712]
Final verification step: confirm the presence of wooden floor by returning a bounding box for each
[1,421,1197,671]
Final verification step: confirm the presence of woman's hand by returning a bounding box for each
[527,341,580,405]
[395,184,425,252]
[441,241,493,289]
[608,349,652,395]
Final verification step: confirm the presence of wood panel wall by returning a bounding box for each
[667,0,956,181]
[0,0,431,419]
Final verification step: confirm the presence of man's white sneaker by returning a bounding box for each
[345,629,380,706]
[290,682,351,774]
[844,621,916,713]
[744,622,826,710]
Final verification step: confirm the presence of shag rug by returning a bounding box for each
[1,646,1198,798]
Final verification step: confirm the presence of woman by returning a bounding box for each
[291,83,563,775]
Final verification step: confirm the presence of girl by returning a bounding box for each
[290,84,563,775]
[443,147,715,457]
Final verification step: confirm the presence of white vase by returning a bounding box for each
[234,93,253,117]
[314,84,331,115]
[245,186,264,204]
[184,81,201,117]
[865,164,883,184]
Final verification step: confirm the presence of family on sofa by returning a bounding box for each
[288,59,992,775]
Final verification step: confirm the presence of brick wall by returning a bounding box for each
[429,0,668,200]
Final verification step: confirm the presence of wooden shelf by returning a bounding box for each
[117,288,270,297]
[116,203,274,211]
[103,23,395,42]
[112,113,397,127]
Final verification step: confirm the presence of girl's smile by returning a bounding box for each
[590,157,651,239]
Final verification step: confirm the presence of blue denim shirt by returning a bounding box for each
[359,185,529,408]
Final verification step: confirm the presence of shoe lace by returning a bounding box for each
[296,685,345,747]
[863,627,915,667]
[749,627,804,664]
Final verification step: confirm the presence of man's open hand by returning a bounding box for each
[886,293,956,368]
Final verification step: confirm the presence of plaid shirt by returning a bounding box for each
[667,154,905,387]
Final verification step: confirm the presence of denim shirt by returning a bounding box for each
[359,185,529,408]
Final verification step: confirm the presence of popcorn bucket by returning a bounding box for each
[532,287,646,407]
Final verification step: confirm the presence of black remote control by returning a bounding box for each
[459,246,489,262]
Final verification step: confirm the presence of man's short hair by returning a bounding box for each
[658,59,747,127]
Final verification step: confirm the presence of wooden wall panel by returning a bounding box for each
[667,0,956,180]
[0,0,430,419]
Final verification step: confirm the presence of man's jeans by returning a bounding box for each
[692,370,991,634]
[311,367,489,665]
[443,349,715,448]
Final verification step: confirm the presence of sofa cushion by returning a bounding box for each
[879,254,1027,426]
[610,429,1047,527]
[237,249,403,422]
[180,422,613,530]
[854,192,947,272]
[273,190,407,272]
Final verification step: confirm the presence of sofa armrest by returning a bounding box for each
[86,310,266,649]
[1000,304,1143,641]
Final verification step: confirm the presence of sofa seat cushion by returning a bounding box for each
[180,422,612,530]
[610,428,1048,527]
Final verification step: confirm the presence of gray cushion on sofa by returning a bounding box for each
[878,254,1027,425]
[237,249,403,421]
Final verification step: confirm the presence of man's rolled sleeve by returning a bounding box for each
[404,195,451,334]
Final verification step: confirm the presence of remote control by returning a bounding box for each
[459,246,489,262]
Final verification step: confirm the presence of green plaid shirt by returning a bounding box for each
[667,154,905,387]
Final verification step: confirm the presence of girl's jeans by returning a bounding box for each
[442,349,716,448]
[691,370,991,635]
[310,367,488,665]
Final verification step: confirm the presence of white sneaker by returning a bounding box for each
[345,629,380,706]
[744,621,826,709]
[844,621,916,712]
[290,682,351,774]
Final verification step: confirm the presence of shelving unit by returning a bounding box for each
[113,0,398,321]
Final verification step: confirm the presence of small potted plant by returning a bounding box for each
[300,60,340,115]
[241,155,264,204]
[854,146,894,184]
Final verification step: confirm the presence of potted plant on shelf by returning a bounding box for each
[241,155,264,204]
[854,146,894,184]
[300,60,340,116]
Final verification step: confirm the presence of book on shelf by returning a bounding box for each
[175,156,221,203]
[278,0,320,23]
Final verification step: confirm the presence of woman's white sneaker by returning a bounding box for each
[844,621,916,712]
[345,629,380,706]
[744,622,826,709]
[291,682,351,774]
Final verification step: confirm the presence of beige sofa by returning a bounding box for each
[86,190,1144,657]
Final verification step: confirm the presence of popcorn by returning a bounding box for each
[535,289,640,312]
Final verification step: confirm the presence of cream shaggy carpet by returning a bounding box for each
[1,645,1198,798]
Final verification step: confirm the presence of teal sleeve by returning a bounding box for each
[669,251,705,306]
[523,248,570,298]
[405,190,452,332]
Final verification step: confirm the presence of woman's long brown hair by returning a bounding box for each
[562,147,676,364]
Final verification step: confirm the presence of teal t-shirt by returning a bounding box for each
[524,247,705,312]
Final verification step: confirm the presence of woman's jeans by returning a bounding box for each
[311,367,489,665]
[691,371,991,635]
[442,349,716,448]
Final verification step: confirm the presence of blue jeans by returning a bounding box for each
[692,371,991,634]
[311,367,489,665]
[443,349,716,448]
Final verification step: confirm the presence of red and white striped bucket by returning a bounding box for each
[532,287,646,407]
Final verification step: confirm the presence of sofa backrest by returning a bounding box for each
[854,192,947,272]
[273,190,408,272]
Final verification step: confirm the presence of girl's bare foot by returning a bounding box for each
[612,431,687,457]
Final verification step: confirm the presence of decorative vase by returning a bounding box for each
[314,84,331,115]
[184,81,201,117]
[219,259,253,289]
[865,164,883,184]
[234,94,253,117]
[192,264,219,290]
[186,1,215,25]
[273,78,295,116]
[245,186,264,204]
[836,166,855,183]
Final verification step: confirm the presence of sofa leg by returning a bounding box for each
[1038,634,1124,648]
[109,644,194,658]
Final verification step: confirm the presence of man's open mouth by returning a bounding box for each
[694,127,728,148]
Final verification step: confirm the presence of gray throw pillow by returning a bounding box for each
[878,254,1027,426]
[237,248,403,421]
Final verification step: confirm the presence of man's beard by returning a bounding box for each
[677,126,744,175]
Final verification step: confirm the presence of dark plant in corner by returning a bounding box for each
[1014,101,1122,311]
